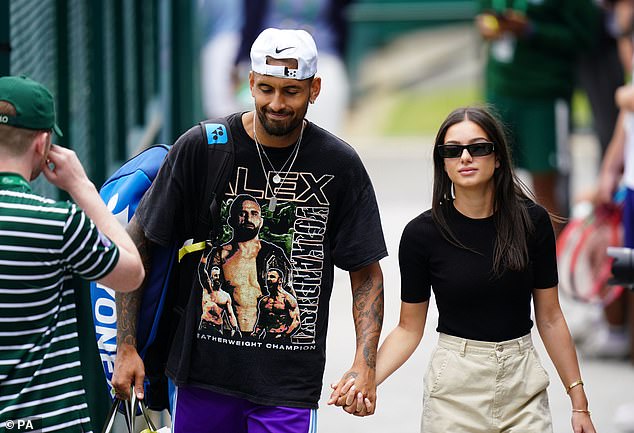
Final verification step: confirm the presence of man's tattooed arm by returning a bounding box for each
[112,216,153,399]
[115,217,152,347]
[327,261,384,416]
[350,262,384,370]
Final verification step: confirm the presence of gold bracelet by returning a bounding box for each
[572,409,591,415]
[566,379,584,394]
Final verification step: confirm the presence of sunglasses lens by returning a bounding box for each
[438,142,494,158]
[469,142,493,156]
[438,145,462,158]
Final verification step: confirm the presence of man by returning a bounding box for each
[199,265,240,336]
[113,28,386,431]
[0,76,144,431]
[251,268,301,339]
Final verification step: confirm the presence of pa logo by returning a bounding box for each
[205,123,228,145]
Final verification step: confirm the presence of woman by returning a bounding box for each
[330,106,596,432]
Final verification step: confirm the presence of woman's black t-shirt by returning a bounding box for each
[399,200,558,342]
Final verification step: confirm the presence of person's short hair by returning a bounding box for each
[0,101,41,156]
[228,194,261,227]
[267,268,285,285]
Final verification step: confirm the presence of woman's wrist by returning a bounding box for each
[572,408,591,416]
[566,379,584,394]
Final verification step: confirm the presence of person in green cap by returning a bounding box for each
[0,75,144,432]
[475,0,599,226]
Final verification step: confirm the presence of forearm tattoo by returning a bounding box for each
[116,219,151,347]
[352,272,384,368]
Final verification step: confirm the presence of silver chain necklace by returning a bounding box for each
[253,119,304,211]
[257,135,297,184]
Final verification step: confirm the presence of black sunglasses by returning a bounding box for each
[437,142,495,158]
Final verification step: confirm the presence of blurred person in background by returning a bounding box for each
[573,0,633,364]
[199,0,244,118]
[596,2,634,430]
[475,0,599,225]
[578,0,625,159]
[234,0,352,136]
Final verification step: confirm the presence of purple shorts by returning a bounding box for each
[170,384,317,433]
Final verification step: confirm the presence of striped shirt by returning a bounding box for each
[0,173,119,432]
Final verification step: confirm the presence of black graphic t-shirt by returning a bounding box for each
[135,112,387,408]
[399,200,558,342]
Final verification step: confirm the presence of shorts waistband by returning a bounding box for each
[438,333,533,356]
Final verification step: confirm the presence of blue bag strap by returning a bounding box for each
[197,118,235,243]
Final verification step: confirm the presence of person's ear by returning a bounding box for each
[495,159,500,169]
[33,131,48,158]
[309,76,321,103]
[249,71,255,97]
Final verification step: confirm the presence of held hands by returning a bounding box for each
[327,367,376,417]
[111,343,146,401]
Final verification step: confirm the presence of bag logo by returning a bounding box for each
[205,123,228,145]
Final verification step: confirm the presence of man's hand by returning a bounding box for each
[112,343,145,401]
[42,144,93,196]
[476,11,531,40]
[476,13,503,40]
[328,369,376,416]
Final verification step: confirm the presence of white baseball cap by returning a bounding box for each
[250,28,318,80]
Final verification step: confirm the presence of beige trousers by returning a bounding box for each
[422,333,553,433]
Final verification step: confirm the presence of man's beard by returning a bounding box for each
[257,101,308,137]
[234,225,259,242]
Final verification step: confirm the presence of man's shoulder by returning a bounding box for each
[306,121,350,149]
[304,122,366,169]
[1,189,72,216]
[175,112,241,148]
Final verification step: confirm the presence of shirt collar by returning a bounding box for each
[0,173,32,192]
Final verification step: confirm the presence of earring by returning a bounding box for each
[450,182,456,199]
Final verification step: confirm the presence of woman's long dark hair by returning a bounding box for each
[431,106,534,276]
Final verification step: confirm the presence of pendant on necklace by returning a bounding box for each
[272,174,282,184]
[268,196,277,212]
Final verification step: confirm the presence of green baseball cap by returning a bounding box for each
[0,75,63,136]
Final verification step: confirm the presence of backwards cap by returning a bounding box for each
[0,75,63,136]
[250,28,318,80]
